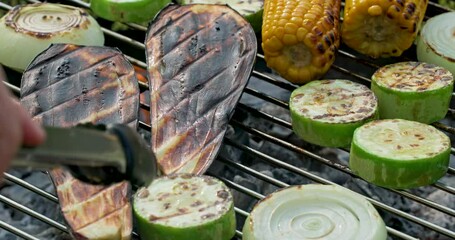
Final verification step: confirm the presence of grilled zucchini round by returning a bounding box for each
[371,62,453,124]
[350,119,451,189]
[133,174,236,240]
[289,80,378,147]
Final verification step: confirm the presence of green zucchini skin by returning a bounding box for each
[289,80,378,148]
[133,174,236,240]
[176,0,264,33]
[134,203,235,240]
[349,120,451,189]
[350,140,450,189]
[371,62,454,124]
[90,0,171,23]
[371,80,453,124]
[291,112,378,147]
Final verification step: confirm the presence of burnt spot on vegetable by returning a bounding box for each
[217,190,229,200]
[177,208,188,214]
[158,193,171,201]
[137,188,150,199]
[191,201,203,207]
[201,213,215,220]
[164,203,171,210]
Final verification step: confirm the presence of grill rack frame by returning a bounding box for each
[0,0,453,239]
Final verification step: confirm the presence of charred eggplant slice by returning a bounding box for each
[146,4,257,175]
[20,44,140,240]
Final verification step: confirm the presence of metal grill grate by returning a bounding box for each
[0,0,454,239]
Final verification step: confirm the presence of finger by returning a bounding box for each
[0,107,21,175]
[15,101,46,147]
[0,65,6,82]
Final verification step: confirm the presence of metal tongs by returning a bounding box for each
[12,124,158,187]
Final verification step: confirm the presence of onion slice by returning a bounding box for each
[242,184,387,240]
[0,3,104,72]
[417,12,455,76]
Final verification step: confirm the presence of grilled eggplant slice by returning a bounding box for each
[146,4,257,174]
[20,44,140,240]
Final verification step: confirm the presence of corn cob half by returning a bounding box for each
[261,0,341,84]
[342,0,428,58]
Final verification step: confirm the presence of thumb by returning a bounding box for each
[16,101,46,147]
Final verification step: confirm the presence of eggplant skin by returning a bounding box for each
[20,44,140,240]
[146,4,257,175]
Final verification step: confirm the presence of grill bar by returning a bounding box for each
[0,194,69,233]
[3,173,58,203]
[219,138,455,238]
[0,220,40,240]
[0,0,454,239]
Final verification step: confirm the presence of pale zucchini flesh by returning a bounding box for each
[350,119,451,189]
[290,80,378,147]
[133,174,235,240]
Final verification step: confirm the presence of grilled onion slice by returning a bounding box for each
[350,119,451,189]
[243,184,387,240]
[289,80,378,147]
[371,62,453,124]
[0,3,104,72]
[133,174,236,240]
[417,12,455,76]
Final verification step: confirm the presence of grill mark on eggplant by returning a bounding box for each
[22,46,117,97]
[149,48,218,104]
[24,70,134,118]
[150,12,229,65]
[21,54,121,99]
[20,44,139,240]
[152,66,235,152]
[145,5,189,42]
[152,61,227,123]
[147,4,257,174]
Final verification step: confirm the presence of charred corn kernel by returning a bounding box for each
[342,0,428,58]
[261,0,341,84]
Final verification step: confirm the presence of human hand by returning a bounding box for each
[0,65,46,174]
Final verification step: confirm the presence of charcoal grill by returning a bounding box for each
[0,0,454,239]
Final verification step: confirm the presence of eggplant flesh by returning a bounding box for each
[20,44,140,240]
[146,4,257,175]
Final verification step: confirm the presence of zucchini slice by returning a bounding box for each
[371,61,454,124]
[90,0,172,23]
[350,119,451,189]
[289,80,378,147]
[176,0,264,32]
[133,174,236,240]
[243,184,387,240]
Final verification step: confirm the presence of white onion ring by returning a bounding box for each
[417,12,455,76]
[242,184,387,240]
[0,3,104,71]
[10,6,86,34]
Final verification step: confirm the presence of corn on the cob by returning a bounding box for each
[342,0,428,58]
[261,0,341,84]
